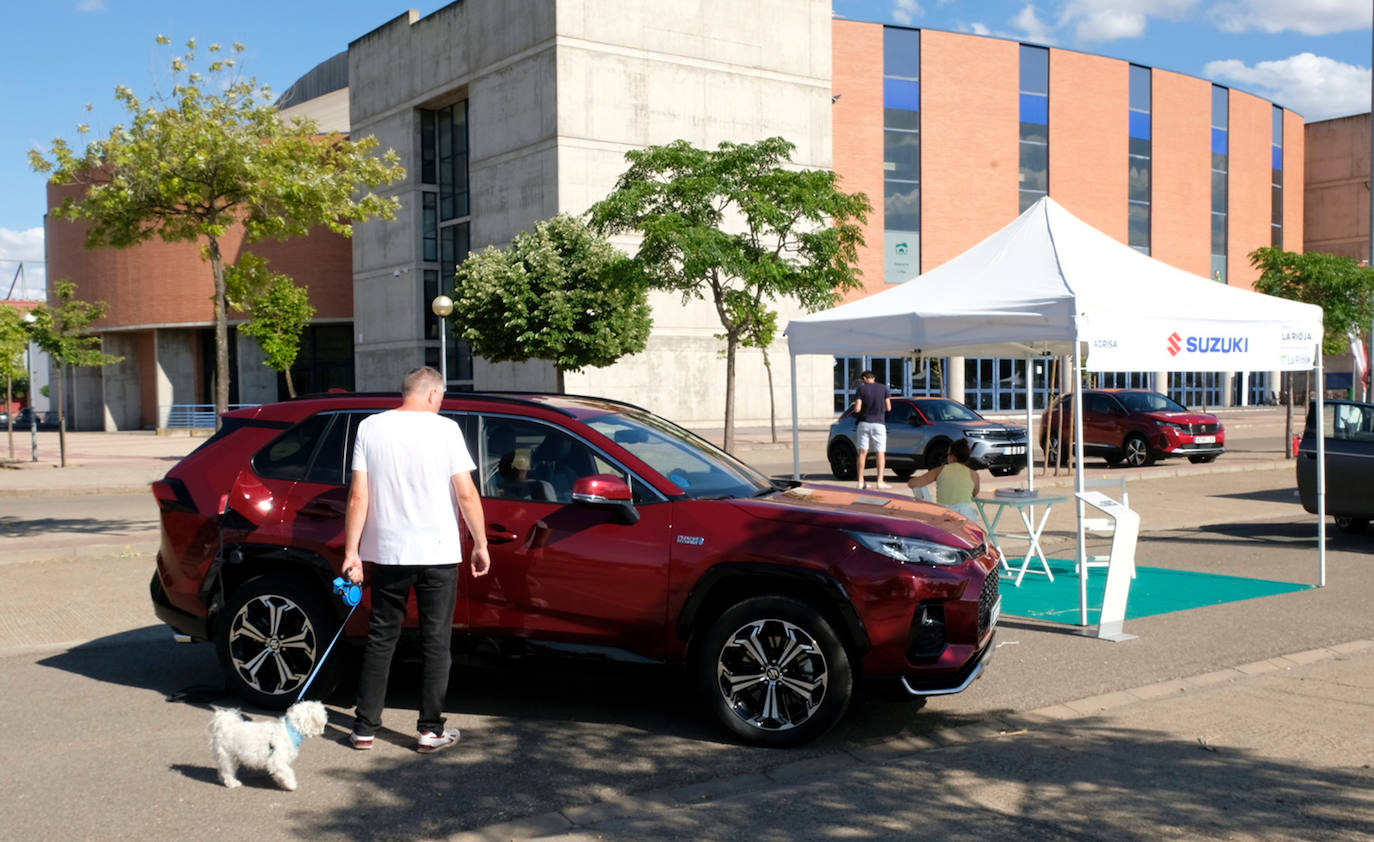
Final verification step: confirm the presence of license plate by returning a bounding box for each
[1194,435,1216,444]
[989,595,1002,628]
[1002,445,1026,455]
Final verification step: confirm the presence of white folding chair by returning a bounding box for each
[1080,476,1135,578]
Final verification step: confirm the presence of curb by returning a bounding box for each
[0,540,159,567]
[444,638,1374,842]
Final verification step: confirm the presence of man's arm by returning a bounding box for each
[341,469,369,584]
[452,471,491,577]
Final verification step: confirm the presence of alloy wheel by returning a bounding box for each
[715,618,828,732]
[225,592,320,698]
[1123,435,1150,468]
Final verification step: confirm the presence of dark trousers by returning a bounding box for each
[353,563,459,737]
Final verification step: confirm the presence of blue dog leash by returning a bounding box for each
[296,577,363,703]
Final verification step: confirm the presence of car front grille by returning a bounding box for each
[1181,423,1220,435]
[978,567,1000,638]
[978,430,1026,442]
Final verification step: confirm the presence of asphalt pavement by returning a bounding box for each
[3,407,1373,841]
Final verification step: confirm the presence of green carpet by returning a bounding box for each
[999,558,1312,625]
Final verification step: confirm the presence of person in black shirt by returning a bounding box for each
[853,370,892,489]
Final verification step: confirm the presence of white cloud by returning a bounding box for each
[75,0,105,11]
[1204,53,1370,120]
[0,228,47,301]
[1012,4,1055,43]
[891,0,922,26]
[968,21,992,35]
[1212,0,1370,35]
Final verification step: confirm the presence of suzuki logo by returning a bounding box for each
[1167,331,1182,356]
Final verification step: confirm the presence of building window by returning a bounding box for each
[832,356,945,413]
[1019,45,1049,213]
[419,101,473,389]
[1211,86,1229,282]
[1128,64,1151,254]
[963,357,1054,412]
[1169,371,1224,407]
[1271,106,1283,248]
[883,26,921,283]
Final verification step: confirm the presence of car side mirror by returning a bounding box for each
[571,474,640,525]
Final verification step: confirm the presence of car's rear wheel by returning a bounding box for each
[892,466,915,481]
[1335,516,1369,534]
[215,574,340,710]
[694,596,853,747]
[1121,434,1153,468]
[1188,454,1218,464]
[828,439,858,480]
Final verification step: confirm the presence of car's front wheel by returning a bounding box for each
[1121,434,1154,468]
[694,596,853,747]
[215,574,340,710]
[828,439,858,480]
[1335,516,1369,534]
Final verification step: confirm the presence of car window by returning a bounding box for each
[254,414,333,481]
[915,399,981,422]
[1087,394,1119,415]
[305,414,349,484]
[1327,403,1374,441]
[478,416,637,505]
[586,410,772,500]
[1117,392,1187,413]
[887,402,913,425]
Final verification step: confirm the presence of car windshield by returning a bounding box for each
[586,410,774,500]
[914,399,982,422]
[1117,392,1188,413]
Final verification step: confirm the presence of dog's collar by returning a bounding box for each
[285,719,304,750]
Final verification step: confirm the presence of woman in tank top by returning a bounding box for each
[907,438,980,520]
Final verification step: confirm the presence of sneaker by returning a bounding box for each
[874,481,889,490]
[856,479,866,489]
[416,728,459,754]
[349,732,374,751]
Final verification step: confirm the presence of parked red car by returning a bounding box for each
[151,393,1000,746]
[1040,389,1224,467]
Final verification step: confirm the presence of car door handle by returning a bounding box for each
[487,526,520,544]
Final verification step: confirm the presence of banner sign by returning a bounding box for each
[1084,321,1319,372]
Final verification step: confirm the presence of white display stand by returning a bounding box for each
[1074,490,1140,642]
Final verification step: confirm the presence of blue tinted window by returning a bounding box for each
[1272,147,1283,170]
[1128,65,1151,112]
[1211,128,1229,156]
[884,78,920,111]
[1020,93,1048,124]
[1128,110,1151,140]
[1020,45,1048,94]
[1272,106,1283,145]
[885,131,921,180]
[884,27,920,79]
[1211,86,1228,130]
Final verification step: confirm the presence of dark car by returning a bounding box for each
[10,407,59,429]
[1297,399,1374,534]
[150,392,1000,747]
[828,397,1028,480]
[1040,389,1225,468]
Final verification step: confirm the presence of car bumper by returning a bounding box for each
[150,572,208,641]
[899,628,996,696]
[969,440,1029,468]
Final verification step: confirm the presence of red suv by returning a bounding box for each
[1041,389,1225,468]
[151,393,999,746]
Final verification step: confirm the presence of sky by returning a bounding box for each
[2,0,1371,299]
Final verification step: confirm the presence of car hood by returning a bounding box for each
[1140,411,1219,425]
[731,483,984,550]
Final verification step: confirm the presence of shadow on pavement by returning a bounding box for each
[0,515,155,538]
[37,628,223,701]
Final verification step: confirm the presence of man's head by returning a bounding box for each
[860,370,875,382]
[401,366,445,411]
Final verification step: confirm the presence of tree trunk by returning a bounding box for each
[6,372,12,460]
[762,347,777,444]
[556,367,566,395]
[284,366,296,399]
[723,335,737,454]
[57,363,67,468]
[209,237,230,429]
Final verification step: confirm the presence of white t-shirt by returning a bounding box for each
[351,409,477,566]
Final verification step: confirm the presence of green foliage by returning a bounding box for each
[0,305,29,392]
[26,280,123,369]
[589,136,870,449]
[30,37,405,419]
[450,213,652,375]
[236,255,316,398]
[1250,246,1374,355]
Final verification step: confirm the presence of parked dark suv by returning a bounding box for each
[151,393,1000,746]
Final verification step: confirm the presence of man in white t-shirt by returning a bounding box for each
[341,366,490,754]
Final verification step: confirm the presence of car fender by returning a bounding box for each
[675,562,871,656]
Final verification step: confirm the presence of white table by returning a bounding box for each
[974,492,1069,587]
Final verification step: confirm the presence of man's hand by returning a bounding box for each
[470,546,491,577]
[342,550,364,585]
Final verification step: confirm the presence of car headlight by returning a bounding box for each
[847,531,972,566]
[963,429,991,438]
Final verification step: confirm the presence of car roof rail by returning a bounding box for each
[287,389,652,418]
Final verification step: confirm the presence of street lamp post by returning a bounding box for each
[22,312,36,462]
[430,295,454,384]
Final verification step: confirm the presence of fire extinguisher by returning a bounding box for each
[1291,434,1301,457]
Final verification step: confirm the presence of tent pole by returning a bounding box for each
[1073,335,1088,626]
[1316,353,1325,587]
[1025,355,1034,491]
[790,353,801,482]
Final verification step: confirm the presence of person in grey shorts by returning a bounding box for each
[853,370,892,489]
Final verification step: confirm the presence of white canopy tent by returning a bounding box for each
[785,197,1327,624]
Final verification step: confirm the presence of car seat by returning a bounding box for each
[529,435,583,502]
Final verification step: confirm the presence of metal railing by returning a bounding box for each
[160,404,259,430]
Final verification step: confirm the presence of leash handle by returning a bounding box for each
[296,578,362,702]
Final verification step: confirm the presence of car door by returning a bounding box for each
[463,414,673,660]
[1326,403,1374,515]
[1085,393,1123,451]
[884,400,919,462]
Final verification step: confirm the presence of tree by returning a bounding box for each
[233,255,317,398]
[26,280,124,467]
[0,305,31,459]
[450,213,653,392]
[1249,246,1374,456]
[590,137,870,453]
[738,308,781,443]
[30,37,404,425]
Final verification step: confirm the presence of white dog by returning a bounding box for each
[207,701,329,791]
